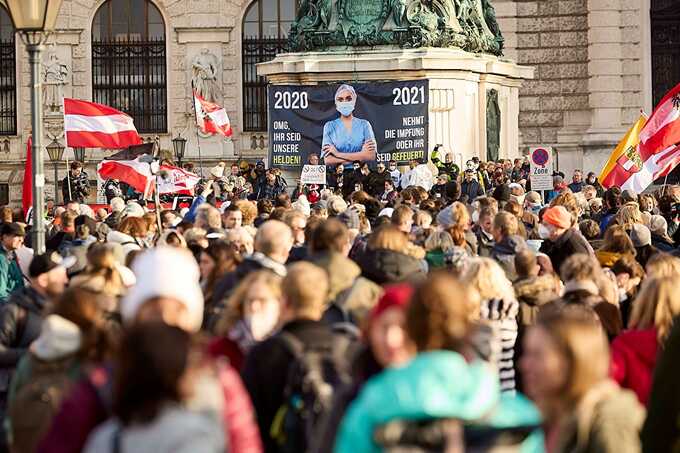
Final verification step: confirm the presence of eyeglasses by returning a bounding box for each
[336,96,353,102]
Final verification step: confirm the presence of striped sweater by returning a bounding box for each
[479,297,520,394]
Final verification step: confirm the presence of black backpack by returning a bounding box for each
[271,328,356,453]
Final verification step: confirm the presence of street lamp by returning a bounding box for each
[172,135,187,167]
[73,146,85,163]
[46,139,64,204]
[1,0,64,254]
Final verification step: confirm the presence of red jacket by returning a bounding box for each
[38,361,262,453]
[610,327,658,405]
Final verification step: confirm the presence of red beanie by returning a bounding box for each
[369,283,414,324]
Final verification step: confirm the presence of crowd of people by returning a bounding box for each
[0,150,679,453]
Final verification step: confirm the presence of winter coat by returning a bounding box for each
[62,171,90,204]
[553,380,644,453]
[357,248,426,285]
[642,318,680,453]
[513,274,559,328]
[39,360,262,453]
[0,248,24,302]
[84,405,225,453]
[490,235,528,282]
[539,228,593,276]
[473,225,494,258]
[241,319,343,453]
[479,298,520,393]
[651,233,674,253]
[595,250,628,268]
[460,179,484,201]
[333,351,542,453]
[611,328,658,406]
[0,287,48,392]
[312,251,382,324]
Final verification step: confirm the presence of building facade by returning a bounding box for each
[0,0,670,204]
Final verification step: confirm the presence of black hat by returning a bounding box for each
[0,223,25,237]
[29,252,76,278]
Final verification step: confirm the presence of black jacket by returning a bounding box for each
[0,287,47,391]
[366,171,391,197]
[539,228,593,276]
[357,248,426,285]
[62,171,90,203]
[460,179,484,201]
[241,319,340,453]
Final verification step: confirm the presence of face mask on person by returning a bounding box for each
[538,223,553,240]
[245,304,280,341]
[511,194,525,206]
[471,210,480,224]
[336,100,355,117]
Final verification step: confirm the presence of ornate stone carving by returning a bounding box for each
[288,0,504,55]
[42,47,70,113]
[191,48,221,103]
[486,88,500,162]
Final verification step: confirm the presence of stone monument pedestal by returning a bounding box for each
[258,47,534,168]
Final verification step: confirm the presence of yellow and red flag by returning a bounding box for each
[599,115,647,189]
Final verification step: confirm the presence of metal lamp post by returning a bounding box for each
[46,139,63,204]
[73,146,85,163]
[172,135,186,167]
[1,0,64,254]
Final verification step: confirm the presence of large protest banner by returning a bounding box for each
[268,80,429,169]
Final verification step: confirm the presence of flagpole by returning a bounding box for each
[65,155,71,203]
[191,81,205,178]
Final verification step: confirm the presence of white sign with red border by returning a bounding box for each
[529,146,554,191]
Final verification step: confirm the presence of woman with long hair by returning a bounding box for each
[200,241,241,328]
[210,271,282,369]
[611,275,680,405]
[596,225,636,268]
[521,306,644,453]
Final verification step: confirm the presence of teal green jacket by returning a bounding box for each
[0,249,23,301]
[334,351,543,453]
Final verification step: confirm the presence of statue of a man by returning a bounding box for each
[42,50,69,113]
[191,48,220,103]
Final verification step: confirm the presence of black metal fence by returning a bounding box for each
[242,36,288,132]
[92,37,167,134]
[0,38,16,136]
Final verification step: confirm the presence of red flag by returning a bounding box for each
[64,98,143,149]
[97,157,153,193]
[22,137,32,218]
[193,92,232,137]
[639,83,680,158]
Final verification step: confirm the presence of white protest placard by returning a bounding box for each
[529,146,554,191]
[300,165,326,185]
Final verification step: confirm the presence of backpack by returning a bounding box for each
[270,328,357,453]
[8,355,78,453]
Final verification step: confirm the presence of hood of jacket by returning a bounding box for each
[30,314,81,361]
[311,251,361,301]
[106,230,135,245]
[358,248,425,285]
[514,274,558,307]
[334,351,541,453]
[492,235,527,256]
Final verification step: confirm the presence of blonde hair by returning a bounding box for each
[283,262,329,317]
[629,275,680,342]
[215,271,282,335]
[462,257,515,302]
[368,225,408,252]
[616,203,643,230]
[645,253,680,279]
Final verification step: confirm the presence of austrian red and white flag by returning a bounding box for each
[639,83,680,157]
[157,165,201,195]
[194,93,232,137]
[97,157,153,194]
[64,98,143,149]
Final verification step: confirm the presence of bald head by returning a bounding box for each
[255,220,294,263]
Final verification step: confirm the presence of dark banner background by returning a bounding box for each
[268,80,429,169]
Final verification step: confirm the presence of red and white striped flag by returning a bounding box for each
[64,98,143,149]
[157,165,201,195]
[194,92,232,137]
[97,156,153,194]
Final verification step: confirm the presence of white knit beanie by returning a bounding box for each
[121,247,204,332]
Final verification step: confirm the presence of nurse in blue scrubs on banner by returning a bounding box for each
[321,84,377,165]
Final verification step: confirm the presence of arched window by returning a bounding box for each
[0,7,15,136]
[92,0,166,134]
[242,0,296,132]
[652,0,680,105]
